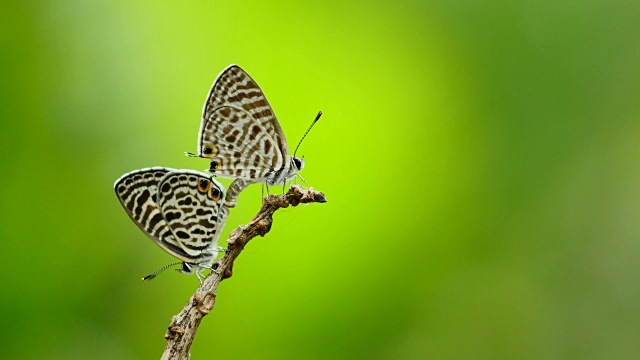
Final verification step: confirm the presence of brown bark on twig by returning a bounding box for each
[160,185,326,360]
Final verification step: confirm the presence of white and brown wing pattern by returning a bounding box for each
[156,170,227,259]
[200,64,288,158]
[197,65,292,179]
[114,168,189,261]
[114,168,227,280]
[192,65,314,207]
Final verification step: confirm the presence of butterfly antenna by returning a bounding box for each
[142,262,182,281]
[293,111,322,158]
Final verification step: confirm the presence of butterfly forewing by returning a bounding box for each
[114,168,196,263]
[199,65,290,176]
[156,171,227,257]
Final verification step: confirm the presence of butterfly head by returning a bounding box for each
[292,156,305,172]
[178,262,195,275]
[177,262,209,283]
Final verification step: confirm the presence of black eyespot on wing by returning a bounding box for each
[198,178,209,192]
[210,160,218,170]
[204,146,213,155]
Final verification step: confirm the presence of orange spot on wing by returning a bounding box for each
[209,187,221,201]
[198,178,211,193]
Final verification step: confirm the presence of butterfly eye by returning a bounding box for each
[292,157,304,171]
[203,146,214,156]
[180,262,194,274]
[209,187,221,201]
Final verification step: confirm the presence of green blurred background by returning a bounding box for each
[2,1,639,358]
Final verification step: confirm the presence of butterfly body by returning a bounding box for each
[114,167,228,280]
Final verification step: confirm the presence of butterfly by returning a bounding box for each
[114,167,228,281]
[186,64,320,206]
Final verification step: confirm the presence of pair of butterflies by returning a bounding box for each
[114,65,318,281]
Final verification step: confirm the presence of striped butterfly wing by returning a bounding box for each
[198,65,291,180]
[156,170,227,261]
[114,167,197,263]
[202,106,284,180]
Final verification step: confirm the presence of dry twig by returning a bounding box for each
[160,185,327,359]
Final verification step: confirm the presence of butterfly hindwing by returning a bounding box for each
[114,167,196,263]
[156,171,227,258]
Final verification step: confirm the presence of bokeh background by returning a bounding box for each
[2,1,639,359]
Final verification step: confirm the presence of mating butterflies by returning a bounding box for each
[114,167,228,281]
[187,65,320,206]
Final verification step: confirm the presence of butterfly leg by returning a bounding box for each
[201,264,220,275]
[262,182,272,198]
[297,173,310,187]
[195,270,204,284]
